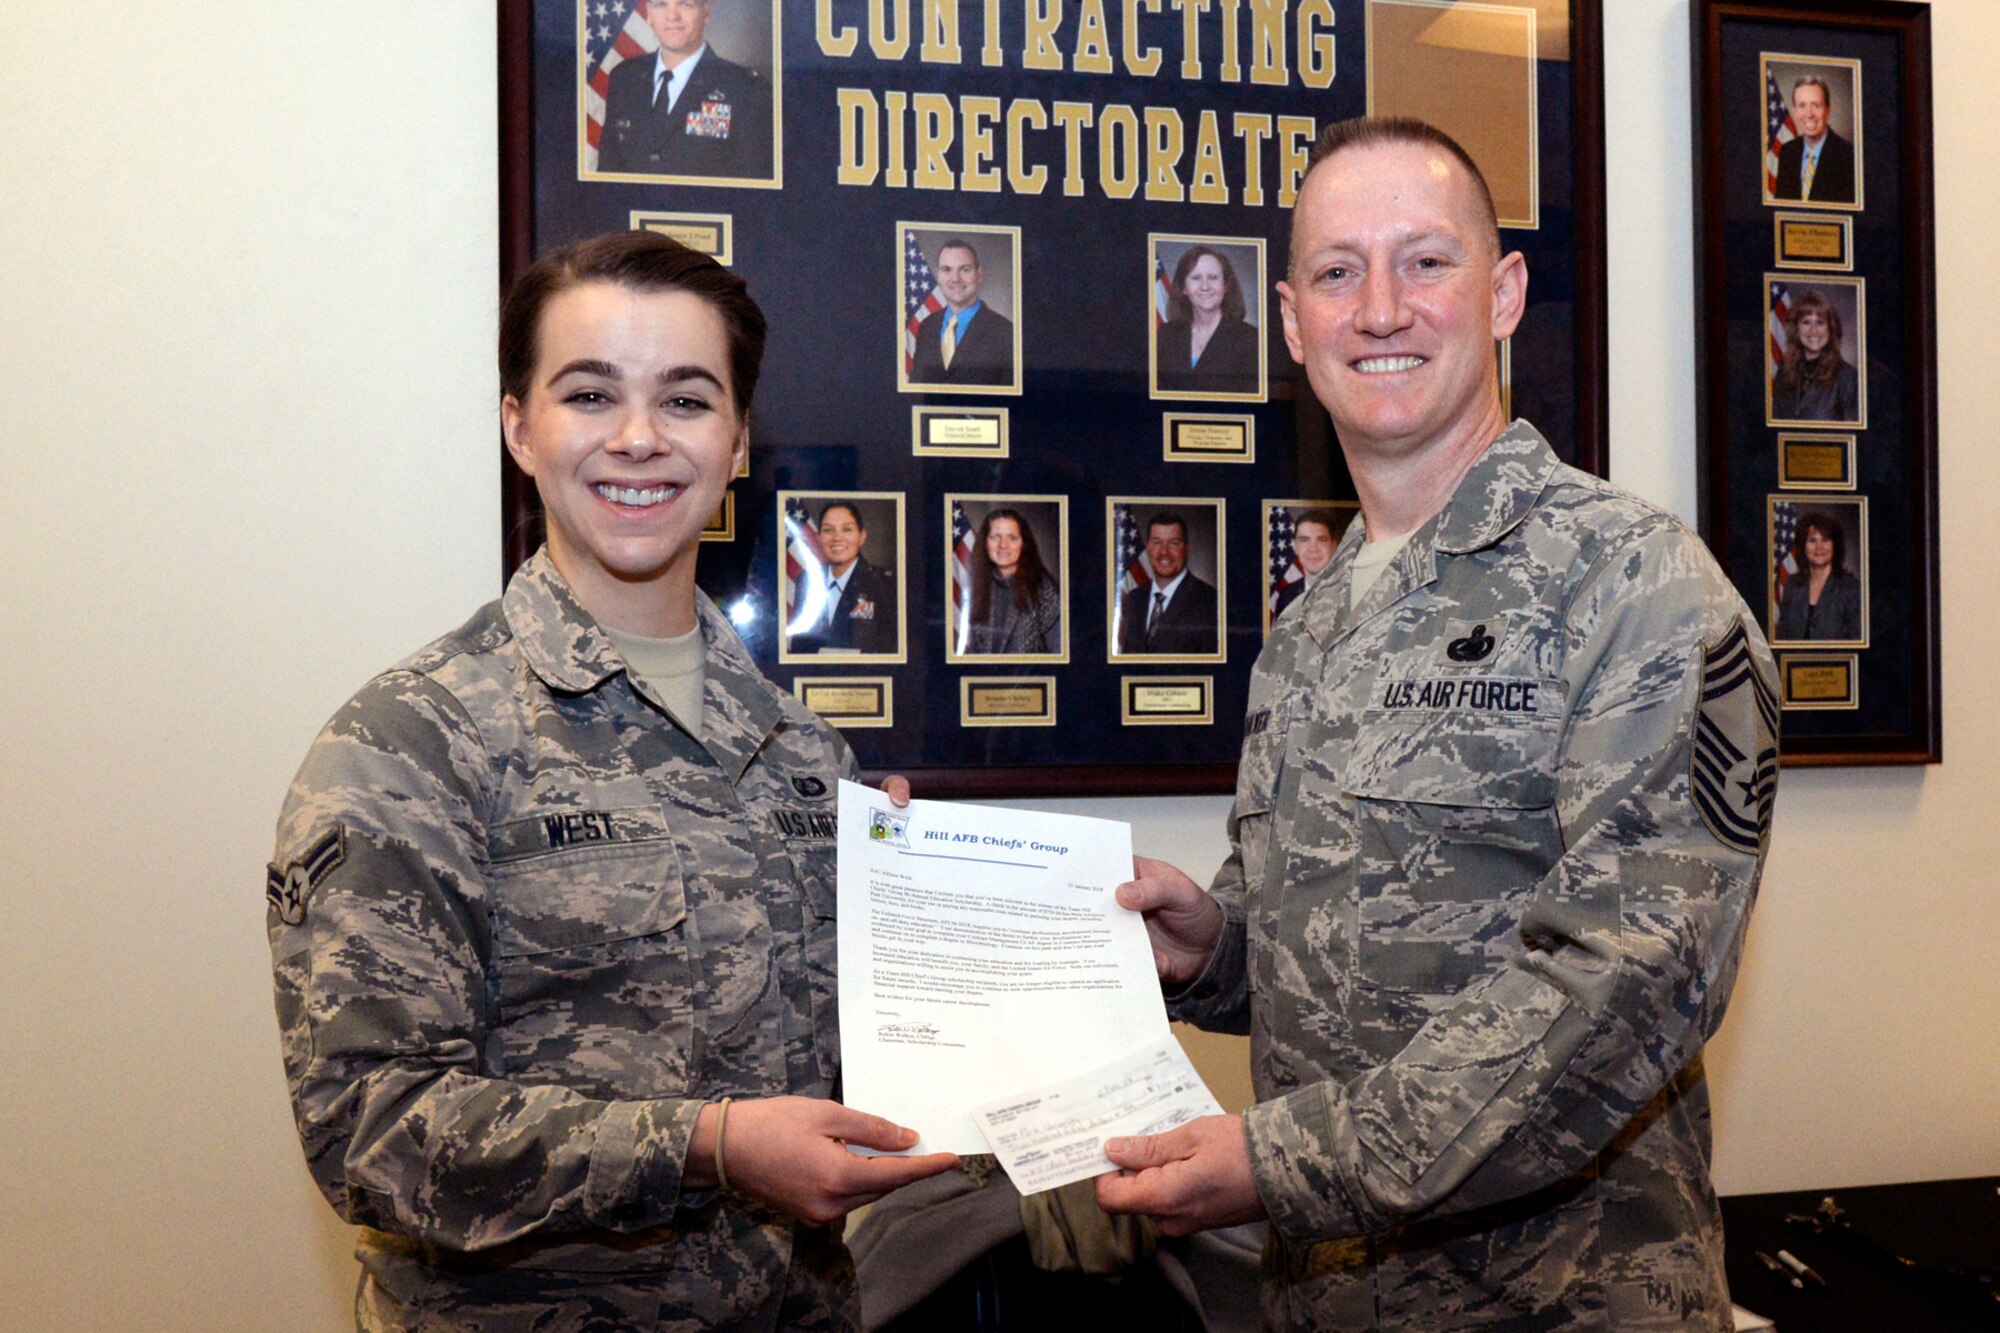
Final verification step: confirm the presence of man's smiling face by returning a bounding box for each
[1277,141,1523,464]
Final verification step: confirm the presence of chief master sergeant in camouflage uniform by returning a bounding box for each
[267,232,956,1330]
[1096,119,1779,1331]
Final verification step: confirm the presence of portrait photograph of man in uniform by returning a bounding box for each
[595,0,775,183]
[1094,117,1781,1331]
[901,228,1022,393]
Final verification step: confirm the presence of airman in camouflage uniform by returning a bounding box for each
[269,552,865,1329]
[1179,422,1776,1329]
[1098,120,1777,1331]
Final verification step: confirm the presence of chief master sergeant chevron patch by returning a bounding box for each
[1692,619,1779,854]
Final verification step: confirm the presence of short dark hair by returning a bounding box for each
[1292,117,1501,271]
[936,238,981,268]
[499,230,768,416]
[817,500,865,531]
[1294,507,1339,535]
[1145,512,1188,544]
[1166,244,1247,325]
[1797,511,1848,570]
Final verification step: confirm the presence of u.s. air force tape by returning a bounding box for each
[1373,676,1545,715]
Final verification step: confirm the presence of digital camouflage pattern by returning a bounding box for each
[268,550,858,1332]
[1173,424,1778,1332]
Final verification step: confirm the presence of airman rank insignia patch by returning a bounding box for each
[1692,619,1778,854]
[266,825,346,926]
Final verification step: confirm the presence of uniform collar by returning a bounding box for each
[504,549,625,693]
[503,549,785,781]
[1299,420,1558,650]
[693,592,786,783]
[1429,419,1560,556]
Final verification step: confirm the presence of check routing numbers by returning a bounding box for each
[823,1,1338,206]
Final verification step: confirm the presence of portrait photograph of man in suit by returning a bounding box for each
[780,494,904,662]
[1109,502,1226,662]
[900,227,1022,395]
[1763,57,1862,209]
[594,0,776,184]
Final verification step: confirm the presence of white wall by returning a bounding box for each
[1,2,1993,1328]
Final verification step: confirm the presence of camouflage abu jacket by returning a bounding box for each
[268,550,856,1331]
[1173,424,1778,1332]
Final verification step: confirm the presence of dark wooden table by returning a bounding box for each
[1721,1176,2000,1330]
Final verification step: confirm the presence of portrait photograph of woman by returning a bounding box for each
[946,495,1067,662]
[1150,235,1266,402]
[1770,495,1868,646]
[1767,277,1866,427]
[778,491,907,663]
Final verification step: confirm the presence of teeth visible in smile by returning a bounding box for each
[596,483,677,507]
[1354,356,1426,374]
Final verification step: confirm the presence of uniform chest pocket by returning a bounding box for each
[1232,730,1287,893]
[488,811,694,1099]
[1343,697,1566,997]
[784,837,840,1083]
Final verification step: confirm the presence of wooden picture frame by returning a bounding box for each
[1692,0,1939,766]
[498,0,1609,796]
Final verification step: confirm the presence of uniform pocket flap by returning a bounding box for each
[1347,679,1564,809]
[492,816,686,956]
[489,805,673,864]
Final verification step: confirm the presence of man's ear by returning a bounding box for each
[1490,251,1528,341]
[1276,280,1305,364]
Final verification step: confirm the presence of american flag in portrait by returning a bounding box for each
[581,2,657,173]
[904,233,946,374]
[1765,68,1799,196]
[949,500,975,653]
[1111,505,1152,651]
[1114,505,1151,603]
[1268,506,1305,617]
[783,497,823,586]
[1154,259,1172,326]
[1771,498,1799,606]
[1769,280,1792,377]
[783,496,828,633]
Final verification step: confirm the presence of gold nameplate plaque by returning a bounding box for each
[793,677,894,728]
[1780,655,1858,710]
[631,211,733,264]
[1162,415,1255,464]
[1120,676,1215,726]
[912,407,1010,458]
[960,677,1056,727]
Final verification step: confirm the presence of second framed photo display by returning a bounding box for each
[500,0,1612,796]
[1693,0,1939,766]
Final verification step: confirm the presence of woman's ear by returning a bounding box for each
[501,394,536,477]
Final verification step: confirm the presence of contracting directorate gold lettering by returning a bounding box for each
[819,0,1335,205]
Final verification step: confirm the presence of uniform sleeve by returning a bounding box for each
[267,673,706,1252]
[1242,519,1777,1245]
[1162,825,1252,1035]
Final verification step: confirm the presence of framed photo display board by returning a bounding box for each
[1692,0,1939,765]
[500,0,1609,796]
